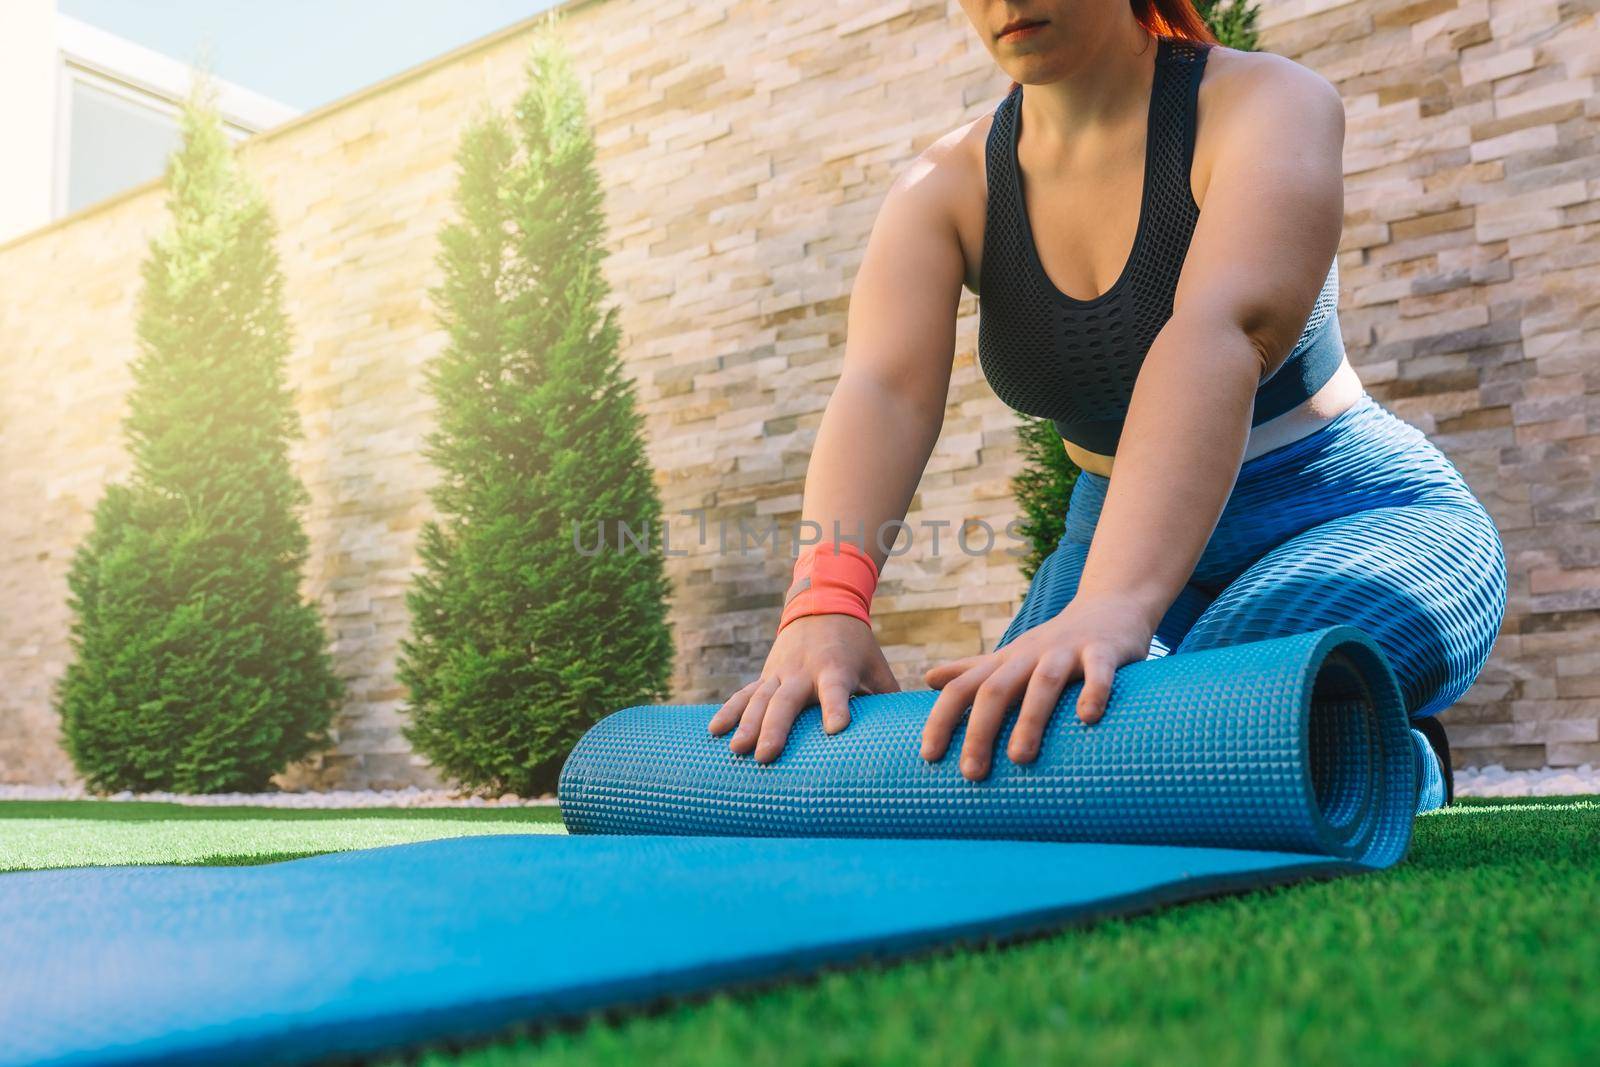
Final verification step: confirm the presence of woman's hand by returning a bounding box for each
[920,594,1157,781]
[709,614,901,763]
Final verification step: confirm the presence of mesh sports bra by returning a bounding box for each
[976,36,1345,456]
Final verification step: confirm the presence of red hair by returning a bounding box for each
[1005,1,1219,92]
[1129,0,1219,44]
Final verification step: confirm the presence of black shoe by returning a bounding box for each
[1411,715,1454,806]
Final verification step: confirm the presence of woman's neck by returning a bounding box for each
[1017,18,1157,148]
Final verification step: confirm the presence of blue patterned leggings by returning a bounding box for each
[996,392,1508,724]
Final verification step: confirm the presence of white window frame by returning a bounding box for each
[50,14,299,219]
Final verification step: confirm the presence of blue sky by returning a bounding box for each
[60,1,565,111]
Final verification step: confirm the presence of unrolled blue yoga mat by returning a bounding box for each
[2,624,1415,1067]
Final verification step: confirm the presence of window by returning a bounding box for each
[57,66,257,216]
[63,74,181,214]
[45,15,297,221]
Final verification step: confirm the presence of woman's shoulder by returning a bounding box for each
[1192,46,1345,205]
[888,105,992,208]
[1197,45,1343,132]
[878,106,996,294]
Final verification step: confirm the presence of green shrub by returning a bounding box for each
[398,26,675,796]
[1198,0,1263,51]
[1010,415,1081,584]
[57,88,342,793]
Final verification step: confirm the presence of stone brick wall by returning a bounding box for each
[0,0,1593,787]
[1263,0,1600,768]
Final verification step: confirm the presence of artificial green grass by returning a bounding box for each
[3,798,1594,1066]
[405,798,1600,1067]
[0,800,563,872]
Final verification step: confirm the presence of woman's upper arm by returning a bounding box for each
[1172,54,1346,379]
[839,142,971,414]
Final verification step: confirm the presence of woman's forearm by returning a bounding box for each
[1073,310,1265,630]
[797,367,946,575]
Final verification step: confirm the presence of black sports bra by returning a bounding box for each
[976,36,1344,456]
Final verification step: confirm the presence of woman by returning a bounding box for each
[707,0,1507,812]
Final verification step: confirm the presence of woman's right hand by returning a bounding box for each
[708,614,900,763]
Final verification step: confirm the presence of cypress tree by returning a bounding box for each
[398,25,674,796]
[58,87,342,793]
[1009,0,1263,577]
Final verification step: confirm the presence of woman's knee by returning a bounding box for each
[1174,503,1505,717]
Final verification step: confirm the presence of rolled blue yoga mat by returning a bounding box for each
[2,624,1415,1067]
[561,624,1416,866]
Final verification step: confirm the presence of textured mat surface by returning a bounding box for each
[562,625,1415,866]
[4,625,1415,1067]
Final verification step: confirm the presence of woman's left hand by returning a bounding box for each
[920,594,1158,781]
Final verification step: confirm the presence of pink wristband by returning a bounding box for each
[777,541,880,633]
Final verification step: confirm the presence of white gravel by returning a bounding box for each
[1454,764,1600,799]
[0,784,558,808]
[5,765,1598,806]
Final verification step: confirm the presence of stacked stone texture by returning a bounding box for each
[0,0,1592,786]
[1264,0,1600,769]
